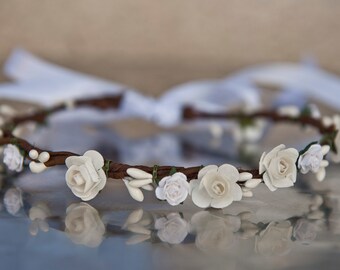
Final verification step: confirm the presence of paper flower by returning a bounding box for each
[3,144,24,172]
[259,144,299,191]
[155,172,189,206]
[298,144,330,181]
[65,150,107,201]
[65,203,105,248]
[189,164,242,209]
[155,213,189,244]
[298,144,323,173]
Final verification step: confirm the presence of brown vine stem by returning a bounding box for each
[0,94,336,181]
[183,107,337,135]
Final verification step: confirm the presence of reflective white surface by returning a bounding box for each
[0,119,340,270]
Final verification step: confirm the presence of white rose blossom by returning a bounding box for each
[65,150,107,201]
[65,203,105,248]
[189,164,242,209]
[259,144,299,191]
[155,172,189,206]
[298,144,330,181]
[155,213,189,244]
[3,144,24,172]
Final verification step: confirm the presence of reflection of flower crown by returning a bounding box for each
[0,96,339,209]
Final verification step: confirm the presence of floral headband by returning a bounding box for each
[0,95,339,209]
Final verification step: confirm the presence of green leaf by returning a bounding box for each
[103,160,111,177]
[169,167,177,176]
[152,165,159,184]
[239,116,255,129]
[321,130,338,154]
[300,106,312,117]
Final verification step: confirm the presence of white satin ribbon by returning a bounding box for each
[1,48,339,128]
[0,48,260,127]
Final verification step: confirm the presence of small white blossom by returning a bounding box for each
[190,164,242,209]
[155,172,189,206]
[298,144,323,174]
[65,150,107,201]
[259,144,299,191]
[155,213,189,244]
[3,144,24,172]
[298,144,329,181]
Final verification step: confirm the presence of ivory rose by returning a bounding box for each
[155,172,189,206]
[259,144,299,191]
[189,164,242,209]
[65,150,107,201]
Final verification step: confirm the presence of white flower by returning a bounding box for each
[4,187,23,215]
[255,221,293,256]
[331,114,340,163]
[155,172,189,206]
[3,144,24,172]
[298,144,330,181]
[189,164,242,209]
[65,150,107,201]
[155,213,189,244]
[298,144,323,174]
[190,211,240,253]
[259,144,299,191]
[65,203,105,248]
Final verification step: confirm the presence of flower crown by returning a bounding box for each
[0,95,339,209]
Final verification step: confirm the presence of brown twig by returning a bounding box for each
[0,95,336,182]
